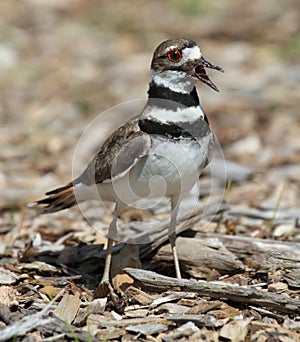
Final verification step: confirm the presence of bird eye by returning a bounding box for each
[167,49,182,63]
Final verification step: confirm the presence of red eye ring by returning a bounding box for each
[167,49,182,63]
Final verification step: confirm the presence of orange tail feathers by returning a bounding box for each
[28,183,77,215]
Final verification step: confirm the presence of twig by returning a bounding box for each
[124,268,300,315]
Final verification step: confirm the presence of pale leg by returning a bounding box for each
[101,202,121,283]
[169,195,181,279]
[94,202,122,299]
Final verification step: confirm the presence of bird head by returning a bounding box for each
[151,38,224,93]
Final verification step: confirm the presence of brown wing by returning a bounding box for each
[76,120,151,186]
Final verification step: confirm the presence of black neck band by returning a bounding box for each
[138,118,210,140]
[147,81,200,109]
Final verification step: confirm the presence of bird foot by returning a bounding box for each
[93,280,118,302]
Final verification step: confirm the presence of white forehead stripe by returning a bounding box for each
[182,46,202,62]
[165,45,201,63]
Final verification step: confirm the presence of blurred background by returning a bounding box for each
[0,0,299,214]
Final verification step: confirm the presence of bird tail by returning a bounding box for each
[28,183,77,215]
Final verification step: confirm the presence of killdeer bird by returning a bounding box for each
[30,38,223,296]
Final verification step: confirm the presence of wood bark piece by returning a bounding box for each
[124,268,300,315]
[92,314,223,329]
[191,232,300,288]
[191,232,300,259]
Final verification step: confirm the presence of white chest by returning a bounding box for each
[130,133,213,199]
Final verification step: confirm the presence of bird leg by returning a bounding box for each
[101,236,114,284]
[169,195,181,279]
[94,203,121,299]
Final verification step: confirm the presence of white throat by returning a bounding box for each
[151,70,195,94]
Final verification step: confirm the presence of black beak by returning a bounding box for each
[194,56,224,92]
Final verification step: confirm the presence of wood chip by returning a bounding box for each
[0,286,18,307]
[177,321,200,333]
[87,313,110,328]
[166,314,227,328]
[125,308,149,318]
[268,282,288,293]
[273,224,295,238]
[54,292,81,324]
[21,261,58,274]
[126,322,168,335]
[112,273,135,294]
[0,267,18,285]
[176,298,198,307]
[219,318,252,341]
[154,303,190,315]
[73,307,88,326]
[88,297,107,314]
[125,285,153,305]
[150,293,190,309]
[39,285,64,299]
[188,301,222,314]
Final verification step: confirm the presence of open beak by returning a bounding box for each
[194,56,224,92]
